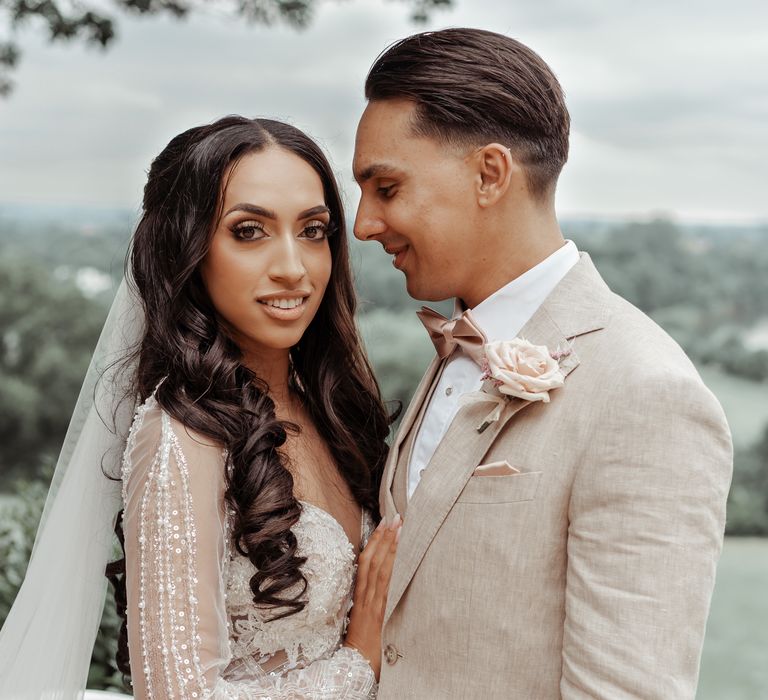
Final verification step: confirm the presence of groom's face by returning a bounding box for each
[353,99,480,302]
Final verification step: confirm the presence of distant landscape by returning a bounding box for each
[1,206,766,523]
[0,205,766,693]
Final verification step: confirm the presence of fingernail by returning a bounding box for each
[390,513,402,529]
[377,518,387,530]
[395,526,402,543]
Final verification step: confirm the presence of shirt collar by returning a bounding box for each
[454,240,580,342]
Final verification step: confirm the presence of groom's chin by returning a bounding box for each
[404,276,452,303]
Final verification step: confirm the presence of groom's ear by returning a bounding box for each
[473,143,517,208]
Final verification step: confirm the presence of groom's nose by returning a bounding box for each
[353,198,387,241]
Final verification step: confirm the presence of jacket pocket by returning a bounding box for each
[456,470,542,504]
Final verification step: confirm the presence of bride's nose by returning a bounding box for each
[268,234,307,284]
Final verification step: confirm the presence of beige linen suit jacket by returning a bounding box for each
[376,254,733,700]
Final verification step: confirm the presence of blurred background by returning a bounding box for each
[1,0,766,696]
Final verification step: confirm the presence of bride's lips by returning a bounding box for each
[256,294,310,321]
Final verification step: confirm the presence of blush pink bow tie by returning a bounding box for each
[416,306,488,365]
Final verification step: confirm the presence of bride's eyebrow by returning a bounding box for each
[224,203,276,219]
[222,204,330,221]
[297,205,330,220]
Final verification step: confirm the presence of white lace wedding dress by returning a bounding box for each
[120,395,377,699]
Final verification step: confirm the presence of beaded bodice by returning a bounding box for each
[225,500,374,673]
[121,395,378,699]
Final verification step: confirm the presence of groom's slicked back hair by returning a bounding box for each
[365,28,570,199]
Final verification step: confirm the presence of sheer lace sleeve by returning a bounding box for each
[122,397,377,699]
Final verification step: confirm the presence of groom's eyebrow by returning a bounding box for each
[354,163,400,183]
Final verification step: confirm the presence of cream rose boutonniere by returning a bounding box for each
[482,338,567,403]
[464,338,572,432]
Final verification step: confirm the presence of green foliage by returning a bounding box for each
[697,366,768,450]
[358,307,435,410]
[0,253,110,486]
[0,480,48,622]
[0,216,130,276]
[700,336,768,383]
[726,427,768,536]
[0,476,125,691]
[576,219,693,313]
[572,219,768,383]
[88,588,126,693]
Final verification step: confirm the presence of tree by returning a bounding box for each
[727,425,768,535]
[0,0,453,96]
[0,474,125,691]
[0,253,111,486]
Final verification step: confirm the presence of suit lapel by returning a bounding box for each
[384,392,534,621]
[384,253,611,621]
[379,355,443,521]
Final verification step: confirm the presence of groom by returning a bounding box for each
[353,29,733,699]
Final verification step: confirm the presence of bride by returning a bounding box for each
[0,116,400,699]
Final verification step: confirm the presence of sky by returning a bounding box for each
[0,0,766,223]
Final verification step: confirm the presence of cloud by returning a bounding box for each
[0,0,766,220]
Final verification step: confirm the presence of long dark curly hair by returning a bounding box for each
[105,115,392,680]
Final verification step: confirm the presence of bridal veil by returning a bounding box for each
[0,279,142,699]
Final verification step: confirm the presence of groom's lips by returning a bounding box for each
[385,244,409,271]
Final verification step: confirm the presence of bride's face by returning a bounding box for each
[201,146,333,356]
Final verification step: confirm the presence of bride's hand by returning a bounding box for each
[344,514,402,681]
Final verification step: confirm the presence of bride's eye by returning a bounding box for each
[231,220,266,241]
[300,220,331,241]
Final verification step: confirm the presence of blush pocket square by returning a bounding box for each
[472,461,521,477]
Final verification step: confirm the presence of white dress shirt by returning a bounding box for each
[407,240,580,499]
